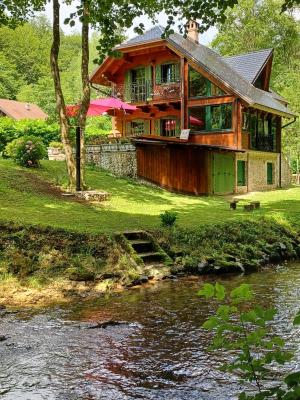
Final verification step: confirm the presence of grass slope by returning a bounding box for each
[0,158,299,234]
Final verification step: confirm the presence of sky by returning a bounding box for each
[43,2,217,46]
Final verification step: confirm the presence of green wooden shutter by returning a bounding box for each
[206,79,212,96]
[125,121,131,136]
[155,64,161,84]
[237,160,246,186]
[144,120,150,135]
[205,105,211,131]
[124,70,132,103]
[175,119,181,136]
[267,162,273,184]
[145,66,152,101]
[154,119,161,136]
[174,63,180,81]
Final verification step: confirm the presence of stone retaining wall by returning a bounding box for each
[48,147,66,161]
[85,143,137,177]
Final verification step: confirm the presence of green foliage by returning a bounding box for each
[160,210,177,227]
[0,117,60,152]
[85,115,112,136]
[158,219,299,273]
[199,282,300,399]
[5,135,47,167]
[49,141,64,149]
[0,222,110,284]
[211,0,300,172]
[0,17,86,119]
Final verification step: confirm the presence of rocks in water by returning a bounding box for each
[130,275,149,286]
[170,265,186,275]
[97,272,121,280]
[197,261,209,274]
[0,335,7,342]
[86,320,128,329]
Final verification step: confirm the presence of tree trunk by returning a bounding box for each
[50,0,76,189]
[78,0,91,189]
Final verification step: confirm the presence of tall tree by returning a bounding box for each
[211,0,300,172]
[50,0,76,186]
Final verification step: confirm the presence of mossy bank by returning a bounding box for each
[0,219,299,307]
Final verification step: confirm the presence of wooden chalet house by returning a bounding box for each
[90,22,296,195]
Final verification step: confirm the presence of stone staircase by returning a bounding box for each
[123,231,166,265]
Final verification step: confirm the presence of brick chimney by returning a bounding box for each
[187,20,199,44]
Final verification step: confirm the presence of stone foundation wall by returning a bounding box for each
[85,144,137,177]
[281,156,292,187]
[48,147,66,161]
[235,151,292,193]
[247,151,279,192]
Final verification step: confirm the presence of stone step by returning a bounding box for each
[123,231,146,241]
[139,251,164,264]
[130,240,154,254]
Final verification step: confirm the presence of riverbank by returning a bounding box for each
[0,219,299,307]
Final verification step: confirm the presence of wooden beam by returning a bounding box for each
[180,57,185,130]
[236,99,242,149]
[187,95,236,107]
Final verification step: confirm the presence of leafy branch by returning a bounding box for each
[198,283,300,399]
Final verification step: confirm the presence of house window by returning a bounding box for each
[156,63,179,84]
[188,67,224,98]
[242,111,250,131]
[125,66,152,102]
[267,162,273,184]
[126,120,150,136]
[161,118,178,137]
[189,103,232,132]
[249,110,277,152]
[237,160,246,186]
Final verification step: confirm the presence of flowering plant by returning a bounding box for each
[5,136,47,167]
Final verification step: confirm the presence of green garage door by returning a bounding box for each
[212,153,235,194]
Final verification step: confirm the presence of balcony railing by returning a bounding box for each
[250,133,277,152]
[112,80,181,103]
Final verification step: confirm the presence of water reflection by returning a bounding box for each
[1,263,300,399]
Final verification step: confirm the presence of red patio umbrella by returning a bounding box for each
[66,97,137,117]
[91,97,137,111]
[66,103,110,117]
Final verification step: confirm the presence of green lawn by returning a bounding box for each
[0,158,299,234]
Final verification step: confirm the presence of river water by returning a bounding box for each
[1,263,300,400]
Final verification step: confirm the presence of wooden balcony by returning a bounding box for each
[112,80,181,104]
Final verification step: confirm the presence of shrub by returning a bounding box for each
[0,117,60,153]
[160,210,177,227]
[5,136,47,167]
[49,141,64,150]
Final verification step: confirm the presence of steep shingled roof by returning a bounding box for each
[0,99,48,120]
[120,26,165,47]
[113,27,295,117]
[223,49,273,83]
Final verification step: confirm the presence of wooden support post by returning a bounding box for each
[76,126,81,191]
[236,99,242,149]
[180,57,185,130]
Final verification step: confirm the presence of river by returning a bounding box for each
[1,262,300,399]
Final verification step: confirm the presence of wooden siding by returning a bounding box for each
[136,143,209,195]
[189,132,237,148]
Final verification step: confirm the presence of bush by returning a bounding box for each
[0,117,60,153]
[5,136,47,167]
[49,141,64,150]
[160,211,177,227]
